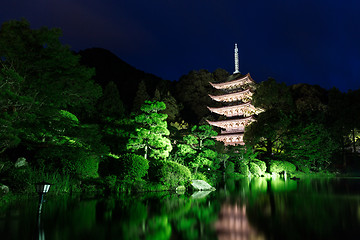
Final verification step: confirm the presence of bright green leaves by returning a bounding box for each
[0,19,102,155]
[140,100,166,113]
[176,124,218,174]
[0,20,108,182]
[58,110,79,124]
[178,144,196,156]
[127,101,172,160]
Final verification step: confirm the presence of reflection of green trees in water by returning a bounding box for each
[34,192,219,240]
[2,178,360,239]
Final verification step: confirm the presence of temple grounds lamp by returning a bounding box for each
[35,181,52,240]
[35,181,52,214]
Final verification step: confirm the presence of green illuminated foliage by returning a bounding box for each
[149,160,191,188]
[284,123,338,170]
[269,160,296,174]
[127,101,172,160]
[245,108,291,156]
[249,162,262,177]
[228,146,263,176]
[0,19,104,167]
[176,125,218,175]
[119,153,149,181]
[245,78,293,158]
[238,162,250,176]
[253,159,267,175]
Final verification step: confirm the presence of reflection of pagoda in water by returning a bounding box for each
[207,44,263,145]
[215,203,265,240]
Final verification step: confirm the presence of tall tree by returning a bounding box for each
[176,125,218,175]
[132,80,150,113]
[245,78,293,158]
[97,81,125,119]
[0,19,102,154]
[283,123,338,170]
[0,19,101,112]
[176,69,228,123]
[127,101,172,160]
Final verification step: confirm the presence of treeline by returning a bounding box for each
[246,79,360,172]
[0,19,359,195]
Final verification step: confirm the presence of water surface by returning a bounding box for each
[1,177,360,240]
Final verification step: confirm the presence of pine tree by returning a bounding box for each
[132,80,150,113]
[127,101,172,160]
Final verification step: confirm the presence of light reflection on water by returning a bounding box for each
[215,203,265,240]
[1,177,360,240]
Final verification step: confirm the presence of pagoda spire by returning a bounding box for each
[233,43,240,74]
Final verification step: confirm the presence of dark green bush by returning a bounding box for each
[1,161,32,192]
[119,153,149,181]
[225,161,235,174]
[75,156,100,179]
[297,163,310,173]
[238,162,250,176]
[150,160,191,188]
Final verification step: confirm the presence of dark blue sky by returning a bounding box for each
[2,0,360,92]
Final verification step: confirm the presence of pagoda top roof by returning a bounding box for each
[210,73,254,90]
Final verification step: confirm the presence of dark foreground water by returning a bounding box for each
[1,177,360,240]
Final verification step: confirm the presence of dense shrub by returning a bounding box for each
[192,172,208,181]
[269,160,296,174]
[253,160,266,175]
[150,160,191,188]
[269,161,283,173]
[296,163,310,173]
[225,161,235,174]
[119,153,149,180]
[283,161,296,173]
[1,161,32,192]
[75,156,100,179]
[238,162,250,176]
[249,162,262,177]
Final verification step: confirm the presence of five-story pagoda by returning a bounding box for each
[207,44,263,145]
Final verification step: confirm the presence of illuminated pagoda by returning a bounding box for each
[207,44,263,145]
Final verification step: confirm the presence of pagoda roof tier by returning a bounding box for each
[213,133,245,146]
[206,116,254,131]
[209,88,252,103]
[207,102,262,117]
[210,73,254,90]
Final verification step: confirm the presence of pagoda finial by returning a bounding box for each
[233,43,240,74]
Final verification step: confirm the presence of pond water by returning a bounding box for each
[1,177,360,240]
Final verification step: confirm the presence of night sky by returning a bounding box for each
[2,0,360,92]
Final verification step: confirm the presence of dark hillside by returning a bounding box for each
[78,48,171,110]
